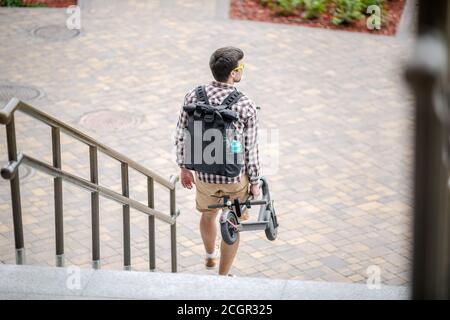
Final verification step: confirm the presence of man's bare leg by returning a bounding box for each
[200,212,218,254]
[219,233,240,275]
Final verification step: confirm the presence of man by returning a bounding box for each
[174,46,260,276]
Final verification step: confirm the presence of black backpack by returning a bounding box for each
[182,85,244,177]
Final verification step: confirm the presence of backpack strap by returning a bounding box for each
[221,89,243,108]
[195,86,210,105]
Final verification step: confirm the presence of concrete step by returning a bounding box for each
[0,264,409,300]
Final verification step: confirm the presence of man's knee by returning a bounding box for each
[200,210,218,220]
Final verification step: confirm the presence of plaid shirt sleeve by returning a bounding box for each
[174,91,194,168]
[244,101,261,185]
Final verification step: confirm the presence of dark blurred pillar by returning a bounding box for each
[405,0,450,299]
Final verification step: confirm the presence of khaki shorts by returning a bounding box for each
[195,174,250,216]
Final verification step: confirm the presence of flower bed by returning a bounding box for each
[230,0,405,36]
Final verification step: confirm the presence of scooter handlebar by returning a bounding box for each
[247,200,267,206]
[207,199,267,209]
[207,203,226,209]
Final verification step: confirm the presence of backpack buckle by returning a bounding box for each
[194,110,202,120]
[204,112,214,123]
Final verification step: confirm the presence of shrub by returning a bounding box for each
[0,0,46,6]
[258,0,387,24]
[1,0,23,5]
[331,0,363,25]
[302,0,327,19]
[274,0,303,16]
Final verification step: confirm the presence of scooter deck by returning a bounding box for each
[237,221,268,232]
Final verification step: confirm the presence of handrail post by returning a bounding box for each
[170,182,177,273]
[90,146,100,269]
[6,115,25,264]
[148,177,156,271]
[52,127,64,267]
[121,162,131,270]
[406,1,450,298]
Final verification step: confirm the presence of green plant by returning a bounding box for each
[274,0,302,16]
[302,0,327,19]
[331,0,363,25]
[1,0,22,5]
[0,0,46,7]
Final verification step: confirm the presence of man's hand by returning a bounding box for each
[249,183,260,198]
[180,168,195,189]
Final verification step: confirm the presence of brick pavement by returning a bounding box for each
[0,0,414,286]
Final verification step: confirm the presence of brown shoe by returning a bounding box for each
[205,247,219,269]
[205,257,217,269]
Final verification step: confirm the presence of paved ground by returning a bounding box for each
[0,264,409,300]
[0,0,414,286]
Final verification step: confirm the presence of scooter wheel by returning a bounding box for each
[221,211,239,245]
[265,203,278,241]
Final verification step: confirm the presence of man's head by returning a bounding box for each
[209,46,244,84]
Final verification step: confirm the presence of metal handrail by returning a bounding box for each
[2,153,177,224]
[0,98,175,190]
[0,98,179,272]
